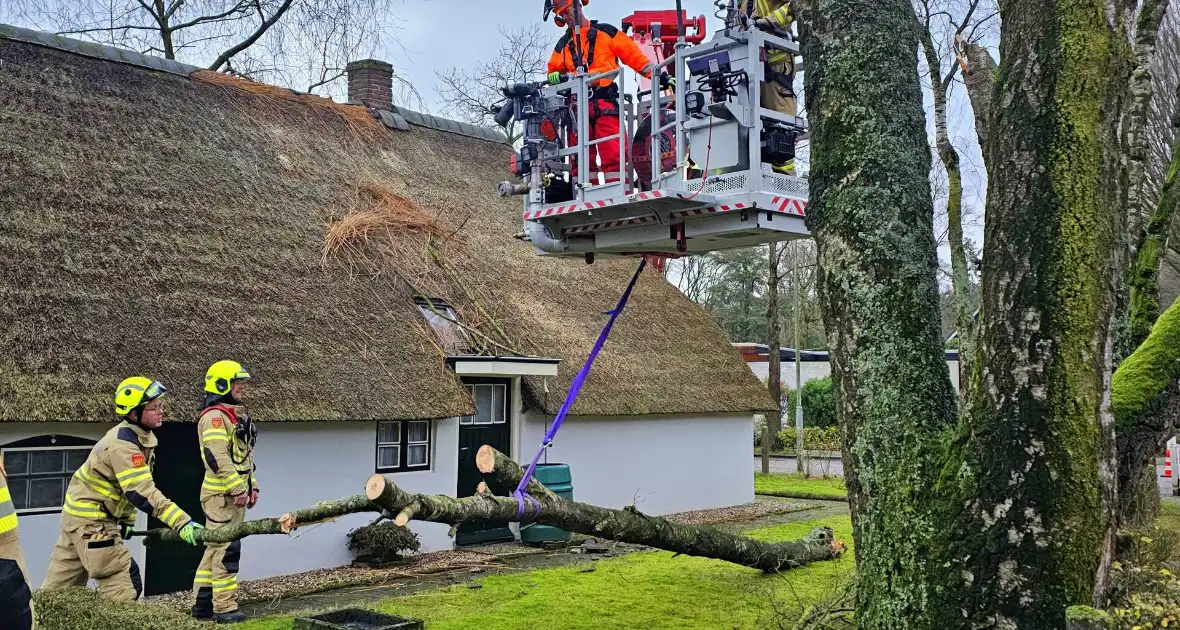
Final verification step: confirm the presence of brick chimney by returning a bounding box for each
[346,59,394,110]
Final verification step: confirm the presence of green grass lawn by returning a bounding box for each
[754,473,848,501]
[238,515,854,630]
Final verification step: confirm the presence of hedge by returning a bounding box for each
[785,377,837,429]
[33,587,208,630]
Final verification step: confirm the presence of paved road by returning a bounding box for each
[758,458,1178,498]
[753,455,844,477]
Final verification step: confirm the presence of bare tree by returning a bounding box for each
[435,24,552,143]
[913,0,995,397]
[1,0,407,101]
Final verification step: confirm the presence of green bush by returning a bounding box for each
[778,426,842,453]
[347,520,422,561]
[33,587,208,630]
[785,377,838,429]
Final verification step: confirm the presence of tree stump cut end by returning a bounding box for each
[366,474,387,501]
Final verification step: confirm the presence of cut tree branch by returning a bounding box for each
[139,494,380,543]
[958,40,996,164]
[140,447,846,574]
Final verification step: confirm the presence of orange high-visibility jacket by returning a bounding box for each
[548,21,653,88]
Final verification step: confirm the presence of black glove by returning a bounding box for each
[659,71,674,89]
[754,18,773,31]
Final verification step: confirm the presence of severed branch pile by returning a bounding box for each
[143,447,844,573]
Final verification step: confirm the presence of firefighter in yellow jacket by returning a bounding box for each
[41,377,204,600]
[750,0,798,175]
[191,360,258,623]
[0,456,33,629]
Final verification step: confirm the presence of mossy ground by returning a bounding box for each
[235,516,854,630]
[755,472,848,501]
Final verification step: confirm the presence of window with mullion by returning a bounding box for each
[375,420,432,473]
[3,446,92,514]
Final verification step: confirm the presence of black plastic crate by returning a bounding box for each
[293,608,424,630]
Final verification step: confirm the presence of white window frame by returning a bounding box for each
[375,420,432,473]
[2,445,92,515]
[459,384,508,426]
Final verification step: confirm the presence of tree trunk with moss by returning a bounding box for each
[1114,296,1180,524]
[1118,110,1180,525]
[797,0,959,625]
[934,0,1130,623]
[921,21,976,399]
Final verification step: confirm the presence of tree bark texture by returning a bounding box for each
[1114,295,1180,522]
[1124,0,1171,232]
[369,447,845,573]
[939,0,1127,623]
[143,447,845,573]
[922,21,976,400]
[139,495,380,543]
[1129,114,1180,347]
[768,242,784,451]
[960,41,997,165]
[799,0,959,625]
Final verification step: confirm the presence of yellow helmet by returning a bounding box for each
[114,376,167,416]
[205,360,250,395]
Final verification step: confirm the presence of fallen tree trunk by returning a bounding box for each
[140,447,844,573]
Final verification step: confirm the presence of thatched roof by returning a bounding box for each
[0,26,775,422]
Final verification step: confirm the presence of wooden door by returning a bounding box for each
[455,378,515,546]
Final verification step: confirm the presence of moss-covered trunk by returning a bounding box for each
[1114,296,1180,523]
[798,0,959,624]
[935,0,1126,623]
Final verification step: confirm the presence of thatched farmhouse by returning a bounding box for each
[0,24,774,594]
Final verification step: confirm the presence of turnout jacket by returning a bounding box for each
[198,404,258,501]
[752,0,795,65]
[62,421,192,531]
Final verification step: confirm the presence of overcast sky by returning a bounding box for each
[388,0,990,275]
[1,0,992,274]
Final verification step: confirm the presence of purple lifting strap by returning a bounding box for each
[512,258,648,518]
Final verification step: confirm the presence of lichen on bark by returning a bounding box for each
[798,0,958,625]
[932,0,1128,624]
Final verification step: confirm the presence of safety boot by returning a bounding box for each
[191,605,213,621]
[214,610,247,624]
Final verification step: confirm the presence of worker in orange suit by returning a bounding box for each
[545,0,671,186]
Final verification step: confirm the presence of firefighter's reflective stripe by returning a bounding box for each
[115,466,152,488]
[63,495,107,519]
[0,486,16,535]
[160,504,186,529]
[74,465,120,501]
[202,473,245,493]
[194,569,213,585]
[201,430,229,443]
[212,575,237,593]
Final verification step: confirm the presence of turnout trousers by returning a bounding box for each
[42,520,142,601]
[192,496,245,614]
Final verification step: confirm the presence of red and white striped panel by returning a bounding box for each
[769,196,807,215]
[563,216,657,235]
[668,202,750,219]
[522,190,666,221]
